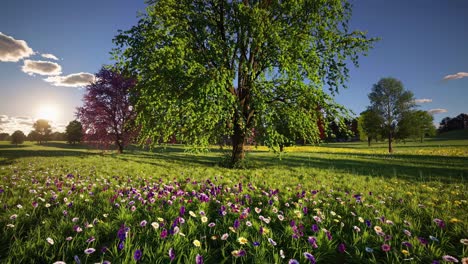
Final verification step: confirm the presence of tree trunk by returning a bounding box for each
[279,144,284,152]
[116,141,124,154]
[367,136,371,146]
[231,121,245,166]
[388,132,393,153]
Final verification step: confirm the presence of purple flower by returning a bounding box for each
[160,229,168,239]
[365,220,372,227]
[84,248,96,254]
[303,207,308,215]
[169,248,175,261]
[117,225,127,241]
[74,255,81,264]
[381,244,391,252]
[118,241,124,251]
[179,206,185,216]
[233,219,240,229]
[326,231,332,241]
[418,237,428,246]
[433,218,446,228]
[195,254,203,264]
[134,249,142,261]
[289,259,299,264]
[311,224,319,233]
[268,238,277,246]
[402,241,413,248]
[303,252,316,264]
[86,236,95,243]
[442,255,459,262]
[308,236,318,248]
[253,241,260,246]
[140,220,147,227]
[338,243,346,253]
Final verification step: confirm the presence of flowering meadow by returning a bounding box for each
[0,141,467,263]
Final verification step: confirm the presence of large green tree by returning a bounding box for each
[368,78,415,153]
[65,120,83,145]
[358,109,383,146]
[33,119,52,144]
[11,130,25,146]
[114,0,376,165]
[396,110,435,143]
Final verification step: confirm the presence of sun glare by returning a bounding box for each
[37,104,59,122]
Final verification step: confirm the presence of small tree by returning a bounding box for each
[397,110,435,142]
[33,119,52,144]
[0,132,10,141]
[11,130,25,146]
[358,109,383,146]
[27,130,40,142]
[368,78,415,153]
[65,120,83,145]
[77,67,138,153]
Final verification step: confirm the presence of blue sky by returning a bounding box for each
[0,0,467,134]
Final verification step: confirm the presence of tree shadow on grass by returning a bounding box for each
[0,149,97,166]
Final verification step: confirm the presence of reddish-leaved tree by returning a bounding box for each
[77,67,138,153]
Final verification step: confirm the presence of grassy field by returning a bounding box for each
[0,137,467,263]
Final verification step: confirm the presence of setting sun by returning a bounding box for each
[37,104,59,122]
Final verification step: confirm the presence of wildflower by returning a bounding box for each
[160,229,168,239]
[358,217,364,223]
[460,239,468,245]
[208,222,215,227]
[442,255,459,262]
[134,249,142,261]
[374,226,382,233]
[246,221,252,227]
[289,259,299,264]
[17,204,23,209]
[268,238,277,246]
[278,215,284,221]
[365,247,374,253]
[308,236,318,248]
[46,237,54,245]
[418,237,428,246]
[84,248,96,254]
[433,218,446,228]
[449,218,461,223]
[74,255,81,264]
[381,244,391,252]
[221,233,229,240]
[53,262,66,264]
[353,226,361,232]
[201,216,208,223]
[280,249,285,259]
[193,240,201,247]
[311,224,319,233]
[238,237,248,245]
[231,250,246,257]
[233,219,240,229]
[118,241,124,251]
[326,231,332,241]
[10,214,17,220]
[195,254,203,264]
[303,252,316,264]
[403,229,412,236]
[402,241,413,248]
[365,220,372,227]
[338,243,346,253]
[66,236,73,241]
[179,206,185,216]
[189,211,196,217]
[255,207,261,213]
[429,235,439,242]
[462,257,468,264]
[401,249,410,256]
[151,222,159,229]
[86,236,95,243]
[169,248,175,261]
[140,220,147,227]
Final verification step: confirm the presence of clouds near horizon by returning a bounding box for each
[443,72,468,80]
[0,32,34,62]
[428,108,448,115]
[45,72,95,87]
[0,114,66,134]
[22,59,62,76]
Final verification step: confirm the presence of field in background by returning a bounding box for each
[0,135,467,263]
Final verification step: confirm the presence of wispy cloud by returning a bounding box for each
[428,108,448,115]
[41,53,59,60]
[443,72,468,80]
[414,98,432,104]
[44,72,95,87]
[22,59,62,76]
[0,32,34,62]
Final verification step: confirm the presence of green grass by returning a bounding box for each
[0,139,467,263]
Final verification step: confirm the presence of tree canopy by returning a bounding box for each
[368,77,415,152]
[65,120,83,144]
[77,67,138,153]
[114,0,376,165]
[358,109,383,146]
[11,130,25,146]
[33,119,52,144]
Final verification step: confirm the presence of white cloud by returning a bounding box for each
[22,59,62,76]
[427,108,448,115]
[443,72,468,80]
[0,32,34,62]
[414,98,432,104]
[41,53,59,60]
[44,72,95,87]
[0,115,67,134]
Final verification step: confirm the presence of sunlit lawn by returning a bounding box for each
[0,139,467,263]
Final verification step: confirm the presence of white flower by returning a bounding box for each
[46,237,54,245]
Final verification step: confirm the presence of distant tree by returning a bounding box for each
[437,114,467,133]
[368,78,415,153]
[65,120,83,144]
[50,132,66,141]
[27,130,40,142]
[33,119,52,144]
[0,132,10,141]
[397,110,435,142]
[358,109,383,146]
[11,130,25,146]
[113,0,376,165]
[77,67,138,153]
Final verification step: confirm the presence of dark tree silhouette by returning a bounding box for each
[77,67,138,153]
[65,120,83,144]
[11,130,25,146]
[33,119,52,144]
